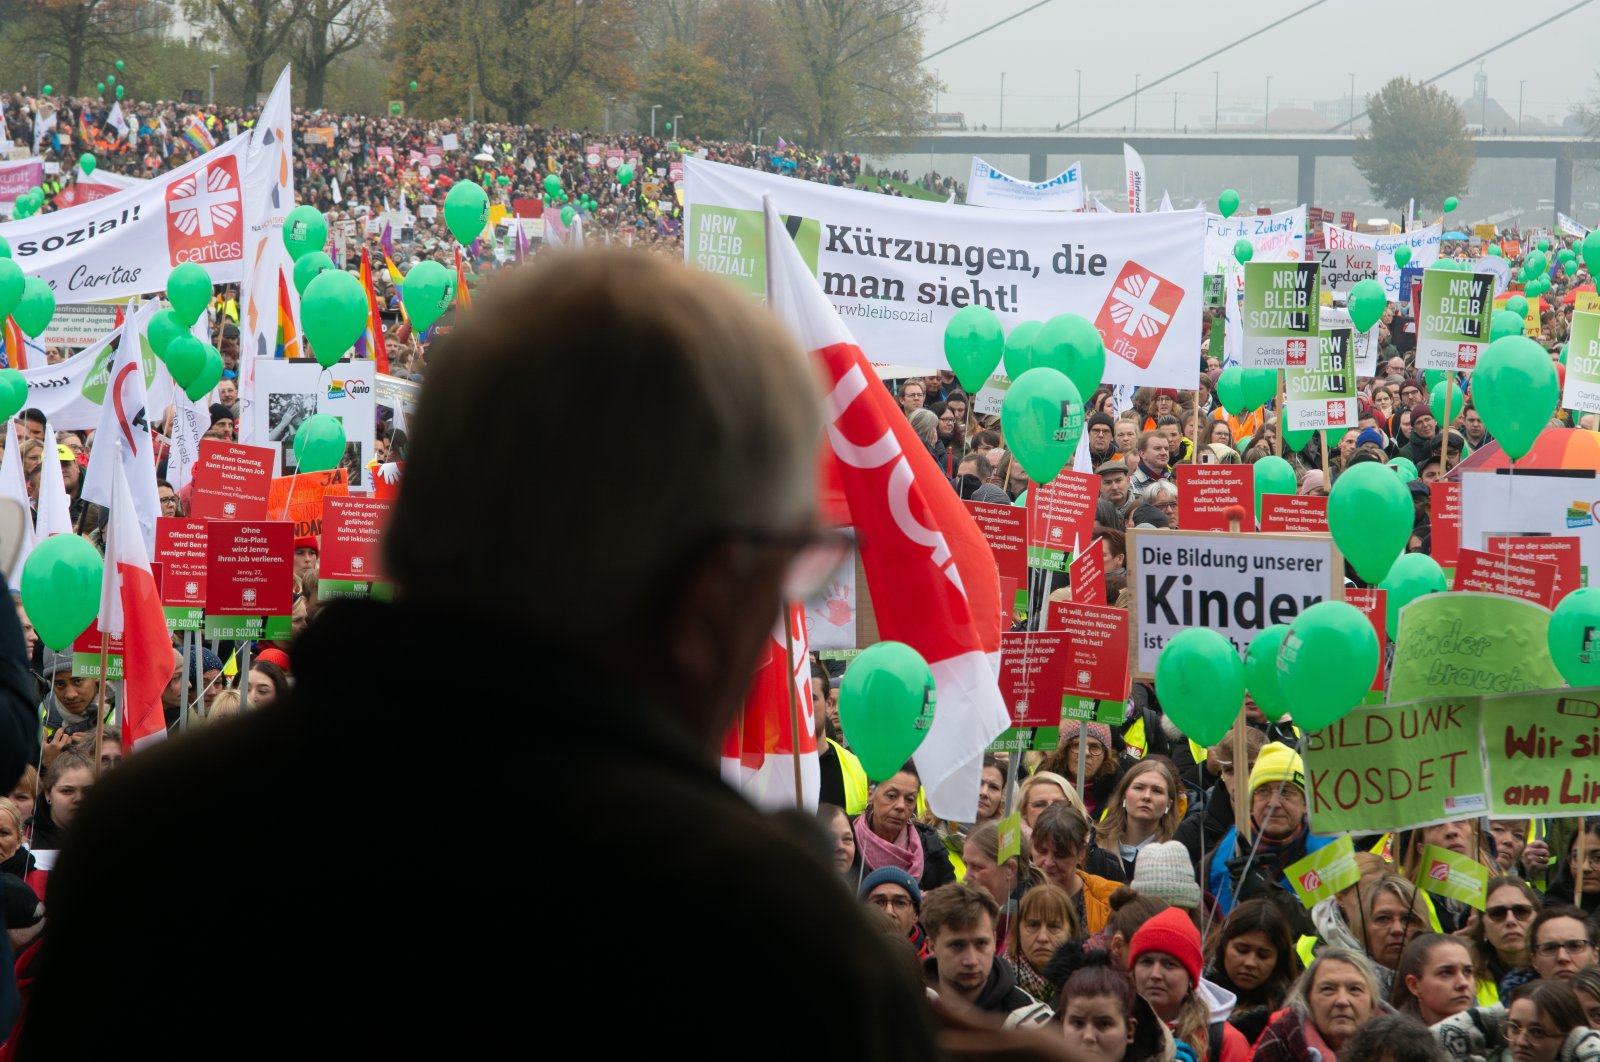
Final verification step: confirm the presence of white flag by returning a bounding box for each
[1159,190,1174,212]
[571,213,586,248]
[81,304,161,554]
[1124,143,1146,214]
[0,424,35,593]
[331,176,342,204]
[1092,196,1117,214]
[106,102,129,140]
[32,108,54,154]
[36,421,73,539]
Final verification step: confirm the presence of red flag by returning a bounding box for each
[720,603,818,810]
[98,443,170,752]
[762,198,1007,820]
[359,248,390,376]
[3,316,26,370]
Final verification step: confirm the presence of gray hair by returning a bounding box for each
[1285,947,1383,1020]
[908,408,939,445]
[1145,480,1179,506]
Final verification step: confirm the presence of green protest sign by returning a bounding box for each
[1417,270,1493,374]
[1241,261,1319,369]
[1419,844,1489,910]
[1285,325,1356,432]
[1482,688,1600,818]
[998,811,1022,863]
[1389,592,1563,702]
[1562,311,1600,413]
[988,727,1060,753]
[1286,834,1360,908]
[1304,697,1485,833]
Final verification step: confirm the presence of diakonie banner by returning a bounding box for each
[682,157,1204,388]
[965,157,1084,211]
[0,113,271,301]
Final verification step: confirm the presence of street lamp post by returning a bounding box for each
[672,114,683,139]
[1264,76,1271,133]
[1213,71,1219,134]
[1076,69,1082,132]
[208,64,219,106]
[1519,80,1526,134]
[35,53,46,94]
[604,96,616,134]
[1349,73,1355,127]
[999,72,1006,131]
[1133,74,1140,131]
[650,105,662,137]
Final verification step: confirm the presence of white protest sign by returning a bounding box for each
[1319,306,1378,376]
[1459,469,1600,581]
[254,358,375,486]
[15,301,161,431]
[1558,213,1590,239]
[683,157,1205,388]
[965,157,1084,211]
[1128,528,1344,678]
[441,133,460,151]
[1204,207,1308,279]
[39,303,121,350]
[1316,246,1384,292]
[1324,223,1443,300]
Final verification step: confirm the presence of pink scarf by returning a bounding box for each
[853,814,925,881]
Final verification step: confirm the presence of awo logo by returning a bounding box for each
[1285,338,1309,367]
[326,379,371,400]
[1567,501,1594,529]
[1096,261,1184,371]
[166,157,243,266]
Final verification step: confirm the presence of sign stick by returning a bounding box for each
[1579,838,1588,903]
[1076,721,1089,807]
[178,630,191,733]
[93,633,109,776]
[1321,429,1332,485]
[1192,402,1204,465]
[1003,744,1020,816]
[1275,372,1285,453]
[1227,509,1251,844]
[238,640,252,714]
[781,604,804,808]
[1438,382,1452,483]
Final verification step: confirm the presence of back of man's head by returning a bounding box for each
[387,251,822,646]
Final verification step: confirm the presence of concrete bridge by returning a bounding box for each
[849,132,1600,220]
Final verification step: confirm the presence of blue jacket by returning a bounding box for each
[1207,824,1334,916]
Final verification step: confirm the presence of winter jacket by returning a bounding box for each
[858,820,956,894]
[1079,869,1124,936]
[924,955,1053,1029]
[1198,978,1252,1062]
[1434,1002,1600,1062]
[1251,1008,1312,1062]
[1208,823,1333,931]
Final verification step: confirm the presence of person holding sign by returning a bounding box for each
[1207,743,1332,925]
[1396,822,1496,933]
[964,819,1038,949]
[1544,820,1600,917]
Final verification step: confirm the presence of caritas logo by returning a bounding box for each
[1285,338,1309,367]
[1327,403,1347,426]
[1299,870,1322,891]
[1096,261,1184,371]
[166,157,244,266]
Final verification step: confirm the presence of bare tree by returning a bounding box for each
[464,0,637,126]
[27,0,150,96]
[293,0,384,109]
[187,0,311,105]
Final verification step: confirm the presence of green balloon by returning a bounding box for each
[1474,335,1559,462]
[1393,245,1412,268]
[166,262,213,326]
[21,535,104,649]
[560,204,575,226]
[1243,625,1291,721]
[1378,552,1446,634]
[293,250,334,296]
[0,260,22,322]
[1348,278,1387,333]
[617,163,634,186]
[1001,368,1083,483]
[115,60,124,71]
[164,335,205,387]
[1429,379,1463,428]
[1233,238,1253,264]
[0,370,26,421]
[293,413,347,474]
[1549,589,1600,687]
[1387,456,1418,483]
[1241,368,1278,411]
[1506,295,1529,318]
[1489,308,1524,343]
[78,153,95,176]
[1216,366,1249,413]
[543,174,562,196]
[1002,320,1042,379]
[837,641,937,782]
[96,82,104,94]
[0,234,10,258]
[409,80,418,92]
[943,305,1004,393]
[13,277,54,338]
[283,205,328,262]
[301,269,369,368]
[41,85,51,96]
[115,85,124,100]
[184,345,223,401]
[1537,239,1551,253]
[401,260,454,332]
[1583,231,1600,277]
[1218,189,1240,218]
[1033,313,1105,401]
[1284,427,1316,452]
[1487,245,1503,257]
[1328,462,1411,583]
[1443,196,1459,213]
[1277,601,1378,732]
[1527,250,1548,277]
[1154,628,1245,748]
[105,75,114,87]
[1252,455,1297,524]
[443,180,489,246]
[147,309,186,358]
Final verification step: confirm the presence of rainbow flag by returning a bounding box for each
[274,268,299,360]
[454,248,472,314]
[356,249,390,376]
[77,108,94,145]
[1,316,26,370]
[181,114,215,154]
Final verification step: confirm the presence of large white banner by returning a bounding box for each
[1204,207,1308,278]
[1124,143,1146,214]
[52,169,149,210]
[682,157,1205,388]
[237,67,296,444]
[16,301,163,432]
[0,157,43,209]
[1324,222,1442,300]
[965,157,1084,211]
[1558,213,1590,239]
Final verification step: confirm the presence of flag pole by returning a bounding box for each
[1438,382,1452,484]
[238,639,251,713]
[781,603,804,807]
[179,630,191,732]
[1228,508,1251,845]
[93,633,109,775]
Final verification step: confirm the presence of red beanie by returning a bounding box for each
[1128,907,1201,989]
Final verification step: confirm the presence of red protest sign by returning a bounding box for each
[1045,599,1131,701]
[1430,482,1461,567]
[188,439,275,521]
[1178,465,1255,532]
[965,500,1027,599]
[1026,469,1097,570]
[266,469,348,539]
[205,521,294,616]
[319,496,393,600]
[71,620,125,678]
[1452,548,1557,607]
[998,633,1071,727]
[1259,494,1329,534]
[1343,587,1387,691]
[155,516,208,609]
[1068,539,1104,605]
[1487,536,1581,605]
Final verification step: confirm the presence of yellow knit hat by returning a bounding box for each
[1248,741,1305,795]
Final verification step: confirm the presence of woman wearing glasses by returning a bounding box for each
[1546,819,1600,916]
[1433,979,1600,1062]
[1471,878,1541,1005]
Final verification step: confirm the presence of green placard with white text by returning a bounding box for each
[1241,261,1319,368]
[1562,311,1600,413]
[1286,834,1360,908]
[1419,844,1488,909]
[1416,270,1493,373]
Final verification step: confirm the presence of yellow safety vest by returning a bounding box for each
[1123,716,1205,765]
[828,738,868,816]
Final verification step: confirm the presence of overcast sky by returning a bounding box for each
[919,1,1600,131]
